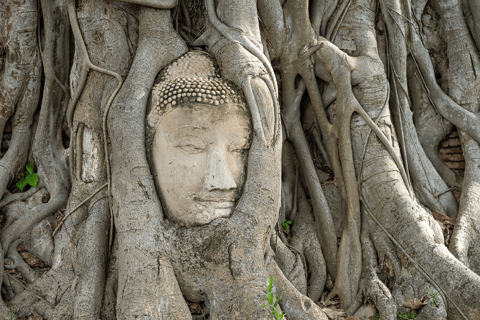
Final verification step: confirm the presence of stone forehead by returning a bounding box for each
[146,51,248,151]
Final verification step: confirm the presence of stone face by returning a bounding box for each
[148,51,253,227]
[151,102,252,226]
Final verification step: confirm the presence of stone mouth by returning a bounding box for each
[196,200,236,209]
[193,194,237,202]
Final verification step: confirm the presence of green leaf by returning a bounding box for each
[261,305,268,308]
[269,294,273,305]
[25,173,38,188]
[17,179,28,191]
[268,277,273,293]
[272,308,278,319]
[279,312,285,319]
[26,163,34,174]
[274,288,285,308]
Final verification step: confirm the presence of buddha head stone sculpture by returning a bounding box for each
[146,51,252,227]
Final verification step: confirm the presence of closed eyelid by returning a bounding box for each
[227,127,252,148]
[172,135,206,147]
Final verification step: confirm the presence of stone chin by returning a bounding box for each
[194,202,236,226]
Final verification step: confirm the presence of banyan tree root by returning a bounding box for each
[265,0,480,316]
[258,0,340,283]
[427,0,480,277]
[348,214,397,320]
[379,0,458,218]
[202,0,279,146]
[6,1,133,318]
[267,262,328,320]
[272,183,328,302]
[0,1,69,318]
[406,57,460,189]
[289,184,328,302]
[328,0,480,316]
[0,0,42,201]
[108,4,190,318]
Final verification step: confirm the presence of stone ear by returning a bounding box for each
[244,76,279,146]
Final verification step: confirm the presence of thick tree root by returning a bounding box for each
[348,219,397,319]
[268,262,327,320]
[419,0,480,281]
[290,186,327,302]
[406,57,460,189]
[449,132,480,275]
[108,6,190,318]
[0,2,41,201]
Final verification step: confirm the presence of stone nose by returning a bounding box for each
[205,146,237,191]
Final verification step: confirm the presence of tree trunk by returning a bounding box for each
[0,0,479,319]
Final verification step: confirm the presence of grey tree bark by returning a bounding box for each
[0,0,479,319]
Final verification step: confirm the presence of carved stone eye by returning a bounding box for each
[174,136,206,154]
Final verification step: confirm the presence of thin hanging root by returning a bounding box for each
[0,186,41,209]
[282,74,338,279]
[180,0,191,27]
[52,182,108,237]
[6,273,54,309]
[300,64,343,185]
[205,0,277,98]
[206,0,279,145]
[66,0,122,176]
[312,125,333,170]
[244,76,268,143]
[329,0,354,42]
[67,67,88,177]
[361,198,469,320]
[357,83,391,183]
[354,103,413,197]
[1,193,67,257]
[288,166,299,221]
[325,0,351,41]
[66,0,122,251]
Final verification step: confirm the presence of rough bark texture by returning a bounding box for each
[0,0,479,319]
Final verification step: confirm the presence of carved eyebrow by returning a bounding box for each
[169,125,205,139]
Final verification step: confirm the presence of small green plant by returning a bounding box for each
[16,163,38,191]
[370,313,380,320]
[427,289,438,307]
[397,310,420,319]
[261,276,285,319]
[282,219,292,232]
[10,310,13,320]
